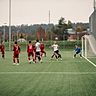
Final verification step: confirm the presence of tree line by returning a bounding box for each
[0,17,89,41]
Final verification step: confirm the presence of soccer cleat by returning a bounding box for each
[33,59,36,63]
[60,58,62,60]
[17,63,19,65]
[40,59,43,63]
[28,60,31,64]
[30,59,33,62]
[33,60,36,63]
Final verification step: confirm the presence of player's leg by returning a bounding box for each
[13,54,16,65]
[16,54,19,65]
[56,50,62,59]
[51,52,55,58]
[51,52,58,59]
[1,51,5,59]
[73,52,77,58]
[37,52,42,62]
[58,54,62,60]
[28,52,31,64]
[2,53,5,59]
[79,52,82,58]
[40,51,43,62]
[44,51,46,57]
[17,58,19,65]
[32,52,36,63]
[54,51,59,60]
[13,57,15,64]
[40,51,43,57]
[35,52,38,62]
[58,54,62,58]
[34,52,36,63]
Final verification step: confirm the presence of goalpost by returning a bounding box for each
[82,35,96,67]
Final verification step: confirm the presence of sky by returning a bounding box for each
[0,0,94,26]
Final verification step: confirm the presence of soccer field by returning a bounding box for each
[0,50,96,96]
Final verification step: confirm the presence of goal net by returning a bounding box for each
[82,35,96,65]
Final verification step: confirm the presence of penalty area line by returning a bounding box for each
[0,72,96,74]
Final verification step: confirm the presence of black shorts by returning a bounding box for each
[54,50,59,54]
[36,52,40,57]
[76,51,81,54]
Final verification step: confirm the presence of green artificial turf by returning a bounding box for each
[0,50,96,96]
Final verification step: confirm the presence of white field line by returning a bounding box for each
[43,61,83,63]
[0,72,96,74]
[83,56,96,67]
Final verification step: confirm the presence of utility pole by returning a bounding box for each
[9,0,11,51]
[3,23,7,43]
[49,10,52,41]
[94,0,96,10]
[49,10,50,24]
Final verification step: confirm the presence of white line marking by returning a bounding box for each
[83,56,96,67]
[44,61,83,63]
[0,72,96,74]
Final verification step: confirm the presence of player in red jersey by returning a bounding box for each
[40,42,46,57]
[13,41,20,65]
[27,41,36,63]
[0,41,5,59]
[32,43,36,62]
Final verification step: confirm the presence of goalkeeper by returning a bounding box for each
[73,45,82,58]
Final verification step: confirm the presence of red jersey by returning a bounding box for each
[0,44,5,53]
[13,44,20,54]
[27,44,33,53]
[40,43,44,51]
[32,44,36,52]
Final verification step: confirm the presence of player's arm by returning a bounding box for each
[3,45,5,51]
[12,45,15,51]
[18,46,21,53]
[27,45,29,53]
[57,45,59,48]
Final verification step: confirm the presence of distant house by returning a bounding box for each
[67,28,76,41]
[67,28,88,41]
[17,38,26,42]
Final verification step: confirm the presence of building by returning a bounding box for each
[89,10,96,38]
[67,28,88,41]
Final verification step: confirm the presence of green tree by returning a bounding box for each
[52,17,69,40]
[67,20,72,28]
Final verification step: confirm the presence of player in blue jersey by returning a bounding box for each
[73,45,82,58]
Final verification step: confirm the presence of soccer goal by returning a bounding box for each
[82,35,96,66]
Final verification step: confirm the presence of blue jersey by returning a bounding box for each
[75,47,81,53]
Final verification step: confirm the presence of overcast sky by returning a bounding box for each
[0,0,94,25]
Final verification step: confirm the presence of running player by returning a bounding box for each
[13,41,20,65]
[40,42,46,57]
[27,41,36,64]
[51,41,62,60]
[35,39,42,63]
[0,41,5,59]
[73,45,82,58]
